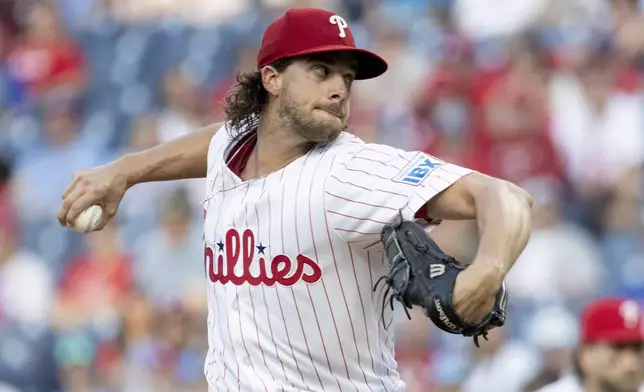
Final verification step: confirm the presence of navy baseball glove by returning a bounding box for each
[374,214,508,347]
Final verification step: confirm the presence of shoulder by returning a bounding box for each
[327,132,413,155]
[327,132,428,164]
[206,122,233,166]
[326,132,450,180]
[206,121,232,150]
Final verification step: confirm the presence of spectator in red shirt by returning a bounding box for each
[412,32,475,165]
[467,37,565,185]
[6,2,85,104]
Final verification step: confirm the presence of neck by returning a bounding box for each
[243,108,314,180]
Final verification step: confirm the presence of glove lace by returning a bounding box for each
[373,258,413,327]
[470,331,489,348]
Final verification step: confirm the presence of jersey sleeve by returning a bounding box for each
[206,122,229,172]
[204,122,230,202]
[324,143,473,245]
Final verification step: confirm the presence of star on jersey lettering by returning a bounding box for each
[256,242,266,255]
[204,228,322,286]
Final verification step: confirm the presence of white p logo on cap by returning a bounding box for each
[329,15,348,38]
[619,300,641,329]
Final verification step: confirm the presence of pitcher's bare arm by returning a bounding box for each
[57,122,222,228]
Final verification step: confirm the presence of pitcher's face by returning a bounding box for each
[275,53,357,143]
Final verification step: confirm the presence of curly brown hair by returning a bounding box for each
[223,58,293,141]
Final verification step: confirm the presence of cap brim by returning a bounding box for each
[283,44,388,80]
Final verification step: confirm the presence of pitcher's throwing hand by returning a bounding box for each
[57,163,128,230]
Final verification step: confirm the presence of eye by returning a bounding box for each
[313,65,329,77]
[343,74,355,86]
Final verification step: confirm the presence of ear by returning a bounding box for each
[261,66,283,97]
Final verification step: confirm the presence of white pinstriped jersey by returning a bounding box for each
[202,124,472,392]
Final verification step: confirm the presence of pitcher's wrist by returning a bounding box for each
[469,260,506,287]
[112,154,138,189]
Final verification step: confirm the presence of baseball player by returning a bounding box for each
[535,298,644,392]
[57,8,532,392]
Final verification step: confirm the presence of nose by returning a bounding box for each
[327,74,348,103]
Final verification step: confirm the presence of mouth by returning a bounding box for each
[317,108,344,120]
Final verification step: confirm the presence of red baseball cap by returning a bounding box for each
[257,8,388,80]
[581,298,644,344]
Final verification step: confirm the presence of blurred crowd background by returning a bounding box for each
[0,0,643,391]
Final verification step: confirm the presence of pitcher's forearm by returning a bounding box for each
[472,181,532,277]
[117,123,222,187]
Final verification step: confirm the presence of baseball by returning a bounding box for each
[71,204,103,233]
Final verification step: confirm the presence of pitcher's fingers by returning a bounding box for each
[57,206,68,227]
[58,186,86,226]
[62,174,83,199]
[65,193,102,227]
[458,306,486,324]
[94,202,118,231]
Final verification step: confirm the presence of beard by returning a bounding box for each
[277,88,348,143]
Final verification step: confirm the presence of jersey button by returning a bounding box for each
[243,356,251,367]
[231,299,239,311]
